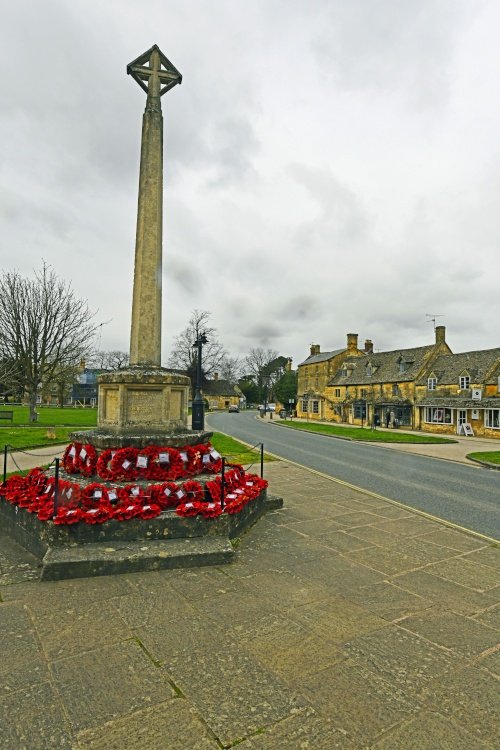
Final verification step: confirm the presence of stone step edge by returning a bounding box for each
[41,535,235,581]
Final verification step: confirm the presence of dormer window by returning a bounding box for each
[366,364,372,376]
[459,375,470,390]
[399,361,407,373]
[427,377,437,391]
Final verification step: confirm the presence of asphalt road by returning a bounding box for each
[207,410,500,540]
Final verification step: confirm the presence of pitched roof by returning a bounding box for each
[298,348,346,366]
[416,348,500,385]
[329,345,435,386]
[203,379,241,397]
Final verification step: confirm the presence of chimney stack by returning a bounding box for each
[286,357,293,372]
[364,339,373,354]
[213,372,219,381]
[435,326,446,345]
[310,344,320,356]
[347,333,358,353]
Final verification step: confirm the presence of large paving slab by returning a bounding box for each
[0,460,499,748]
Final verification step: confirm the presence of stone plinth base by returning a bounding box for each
[97,366,191,433]
[70,428,213,450]
[0,492,283,580]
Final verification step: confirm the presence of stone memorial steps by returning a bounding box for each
[41,535,235,580]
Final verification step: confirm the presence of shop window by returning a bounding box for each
[353,403,366,420]
[425,407,453,424]
[485,409,500,429]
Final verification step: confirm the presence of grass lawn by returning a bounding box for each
[0,427,79,451]
[211,432,275,466]
[467,451,500,466]
[275,420,457,444]
[0,405,97,427]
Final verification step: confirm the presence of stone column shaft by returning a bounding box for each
[129,98,163,366]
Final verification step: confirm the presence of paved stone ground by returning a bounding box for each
[0,461,499,749]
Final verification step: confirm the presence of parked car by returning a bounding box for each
[228,405,239,413]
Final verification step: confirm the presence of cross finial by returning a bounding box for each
[127,45,182,110]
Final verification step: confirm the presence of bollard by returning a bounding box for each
[53,457,60,519]
[220,457,225,510]
[3,444,8,483]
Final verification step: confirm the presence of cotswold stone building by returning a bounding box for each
[415,348,500,437]
[296,334,367,420]
[296,326,500,438]
[326,326,451,427]
[203,373,243,411]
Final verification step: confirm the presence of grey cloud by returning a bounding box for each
[166,257,203,294]
[310,0,470,109]
[279,295,324,322]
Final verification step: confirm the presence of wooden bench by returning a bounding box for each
[0,411,14,423]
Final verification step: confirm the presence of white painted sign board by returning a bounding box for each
[459,423,474,436]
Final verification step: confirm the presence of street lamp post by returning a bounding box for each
[261,375,270,419]
[191,332,207,430]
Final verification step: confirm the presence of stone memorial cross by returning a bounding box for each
[127,45,182,367]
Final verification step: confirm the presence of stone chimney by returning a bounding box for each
[213,372,219,381]
[435,326,446,345]
[364,339,373,354]
[310,344,320,356]
[347,333,358,353]
[286,357,293,372]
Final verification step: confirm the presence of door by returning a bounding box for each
[457,409,467,434]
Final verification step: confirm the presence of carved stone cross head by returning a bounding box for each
[127,44,182,99]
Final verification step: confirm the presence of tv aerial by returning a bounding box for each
[425,313,444,330]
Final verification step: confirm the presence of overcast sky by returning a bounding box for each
[2,0,499,368]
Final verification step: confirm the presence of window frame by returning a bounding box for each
[459,375,470,390]
[424,407,453,424]
[485,409,500,429]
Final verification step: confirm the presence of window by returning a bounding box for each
[334,388,341,397]
[485,409,500,429]
[301,399,308,412]
[311,400,319,414]
[341,368,348,377]
[427,377,437,391]
[392,384,399,396]
[459,375,470,389]
[353,403,366,420]
[360,388,367,397]
[366,364,372,376]
[425,407,453,424]
[399,361,407,373]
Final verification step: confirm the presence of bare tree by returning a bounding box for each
[0,358,21,402]
[218,355,242,383]
[167,310,228,392]
[0,264,98,421]
[88,350,129,370]
[243,348,280,383]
